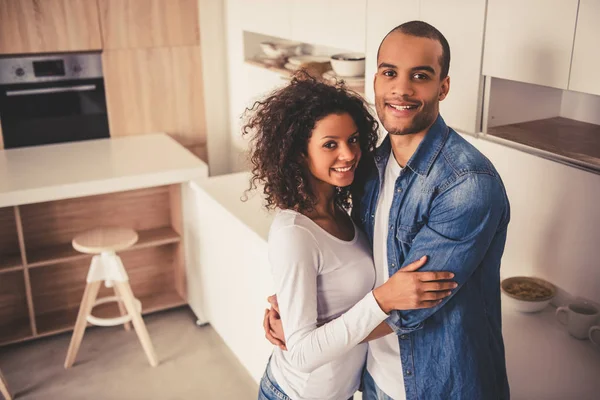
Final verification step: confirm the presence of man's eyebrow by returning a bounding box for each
[412,65,436,74]
[378,62,396,69]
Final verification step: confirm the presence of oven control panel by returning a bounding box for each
[0,53,102,85]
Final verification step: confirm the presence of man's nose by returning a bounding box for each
[391,76,414,97]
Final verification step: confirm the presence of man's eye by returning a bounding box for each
[382,70,396,77]
[413,73,429,80]
[323,141,337,149]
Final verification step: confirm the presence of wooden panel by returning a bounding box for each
[569,0,600,96]
[487,117,600,169]
[0,207,21,270]
[30,244,181,335]
[103,46,207,147]
[27,227,180,268]
[0,0,102,55]
[0,122,4,150]
[0,271,32,345]
[98,0,199,49]
[19,186,171,252]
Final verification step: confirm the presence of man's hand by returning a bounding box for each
[373,256,457,314]
[263,295,286,350]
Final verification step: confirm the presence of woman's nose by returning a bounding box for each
[339,144,358,161]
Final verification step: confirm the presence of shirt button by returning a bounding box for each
[406,370,412,376]
[396,188,402,193]
[371,214,375,218]
[391,263,395,267]
[400,334,408,340]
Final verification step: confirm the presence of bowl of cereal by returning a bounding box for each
[501,276,556,313]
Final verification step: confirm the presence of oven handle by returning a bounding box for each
[6,84,97,96]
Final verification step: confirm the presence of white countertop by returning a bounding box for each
[0,134,208,207]
[193,171,600,399]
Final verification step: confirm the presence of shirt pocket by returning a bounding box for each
[395,223,423,245]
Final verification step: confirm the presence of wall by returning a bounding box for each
[464,134,600,305]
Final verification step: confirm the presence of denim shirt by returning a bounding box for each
[353,115,511,399]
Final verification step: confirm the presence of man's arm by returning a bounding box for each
[381,172,509,334]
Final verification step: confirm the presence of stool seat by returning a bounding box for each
[72,227,138,254]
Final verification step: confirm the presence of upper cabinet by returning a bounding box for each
[237,0,292,39]
[421,0,487,134]
[0,0,102,54]
[482,0,579,90]
[365,0,420,104]
[98,0,200,49]
[290,0,367,52]
[568,0,600,96]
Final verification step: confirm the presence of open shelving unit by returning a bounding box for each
[0,185,187,346]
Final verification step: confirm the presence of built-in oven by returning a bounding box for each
[0,52,110,149]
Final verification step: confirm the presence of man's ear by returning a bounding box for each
[439,76,450,101]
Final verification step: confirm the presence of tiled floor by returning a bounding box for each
[0,307,258,399]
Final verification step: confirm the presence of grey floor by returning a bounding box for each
[0,308,258,400]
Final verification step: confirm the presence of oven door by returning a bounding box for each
[0,78,110,149]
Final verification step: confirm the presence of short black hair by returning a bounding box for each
[377,20,451,79]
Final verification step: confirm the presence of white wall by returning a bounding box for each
[463,134,600,305]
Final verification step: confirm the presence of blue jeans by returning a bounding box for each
[258,360,355,400]
[362,369,394,400]
[258,362,291,400]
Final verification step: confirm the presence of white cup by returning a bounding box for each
[590,325,600,347]
[555,302,599,340]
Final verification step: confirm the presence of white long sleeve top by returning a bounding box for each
[268,210,388,400]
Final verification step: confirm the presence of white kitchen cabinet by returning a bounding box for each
[420,0,487,134]
[482,0,579,90]
[182,174,275,383]
[569,0,600,96]
[364,0,420,104]
[290,0,367,52]
[238,0,292,39]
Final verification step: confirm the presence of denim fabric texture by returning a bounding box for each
[352,115,511,399]
[362,369,394,400]
[258,361,291,400]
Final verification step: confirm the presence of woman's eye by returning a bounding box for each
[323,141,337,149]
[349,136,359,144]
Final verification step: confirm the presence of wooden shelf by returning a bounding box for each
[0,271,32,345]
[0,318,33,346]
[487,117,600,170]
[0,254,22,272]
[27,227,181,268]
[34,290,186,337]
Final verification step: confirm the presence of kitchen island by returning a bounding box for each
[188,171,600,399]
[0,134,208,346]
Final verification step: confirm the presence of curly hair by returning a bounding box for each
[243,71,379,213]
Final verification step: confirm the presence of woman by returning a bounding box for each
[244,73,453,400]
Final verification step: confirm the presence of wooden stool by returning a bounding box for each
[64,227,158,369]
[0,367,11,400]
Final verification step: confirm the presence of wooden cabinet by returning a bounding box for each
[421,0,487,134]
[0,0,102,54]
[569,0,600,96]
[290,0,367,52]
[98,0,199,49]
[482,0,579,89]
[364,0,420,104]
[102,46,207,148]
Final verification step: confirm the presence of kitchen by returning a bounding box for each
[1,0,600,399]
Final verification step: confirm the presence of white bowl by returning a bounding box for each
[330,53,365,77]
[260,41,302,59]
[501,276,556,313]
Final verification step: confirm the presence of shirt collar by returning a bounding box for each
[374,114,449,177]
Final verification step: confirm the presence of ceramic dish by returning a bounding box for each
[501,276,556,313]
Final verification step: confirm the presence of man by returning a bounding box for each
[266,21,510,399]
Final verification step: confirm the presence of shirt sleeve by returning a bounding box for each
[385,172,510,334]
[269,225,388,373]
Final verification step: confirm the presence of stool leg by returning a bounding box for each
[64,281,102,369]
[113,285,132,331]
[0,368,11,400]
[114,282,158,367]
